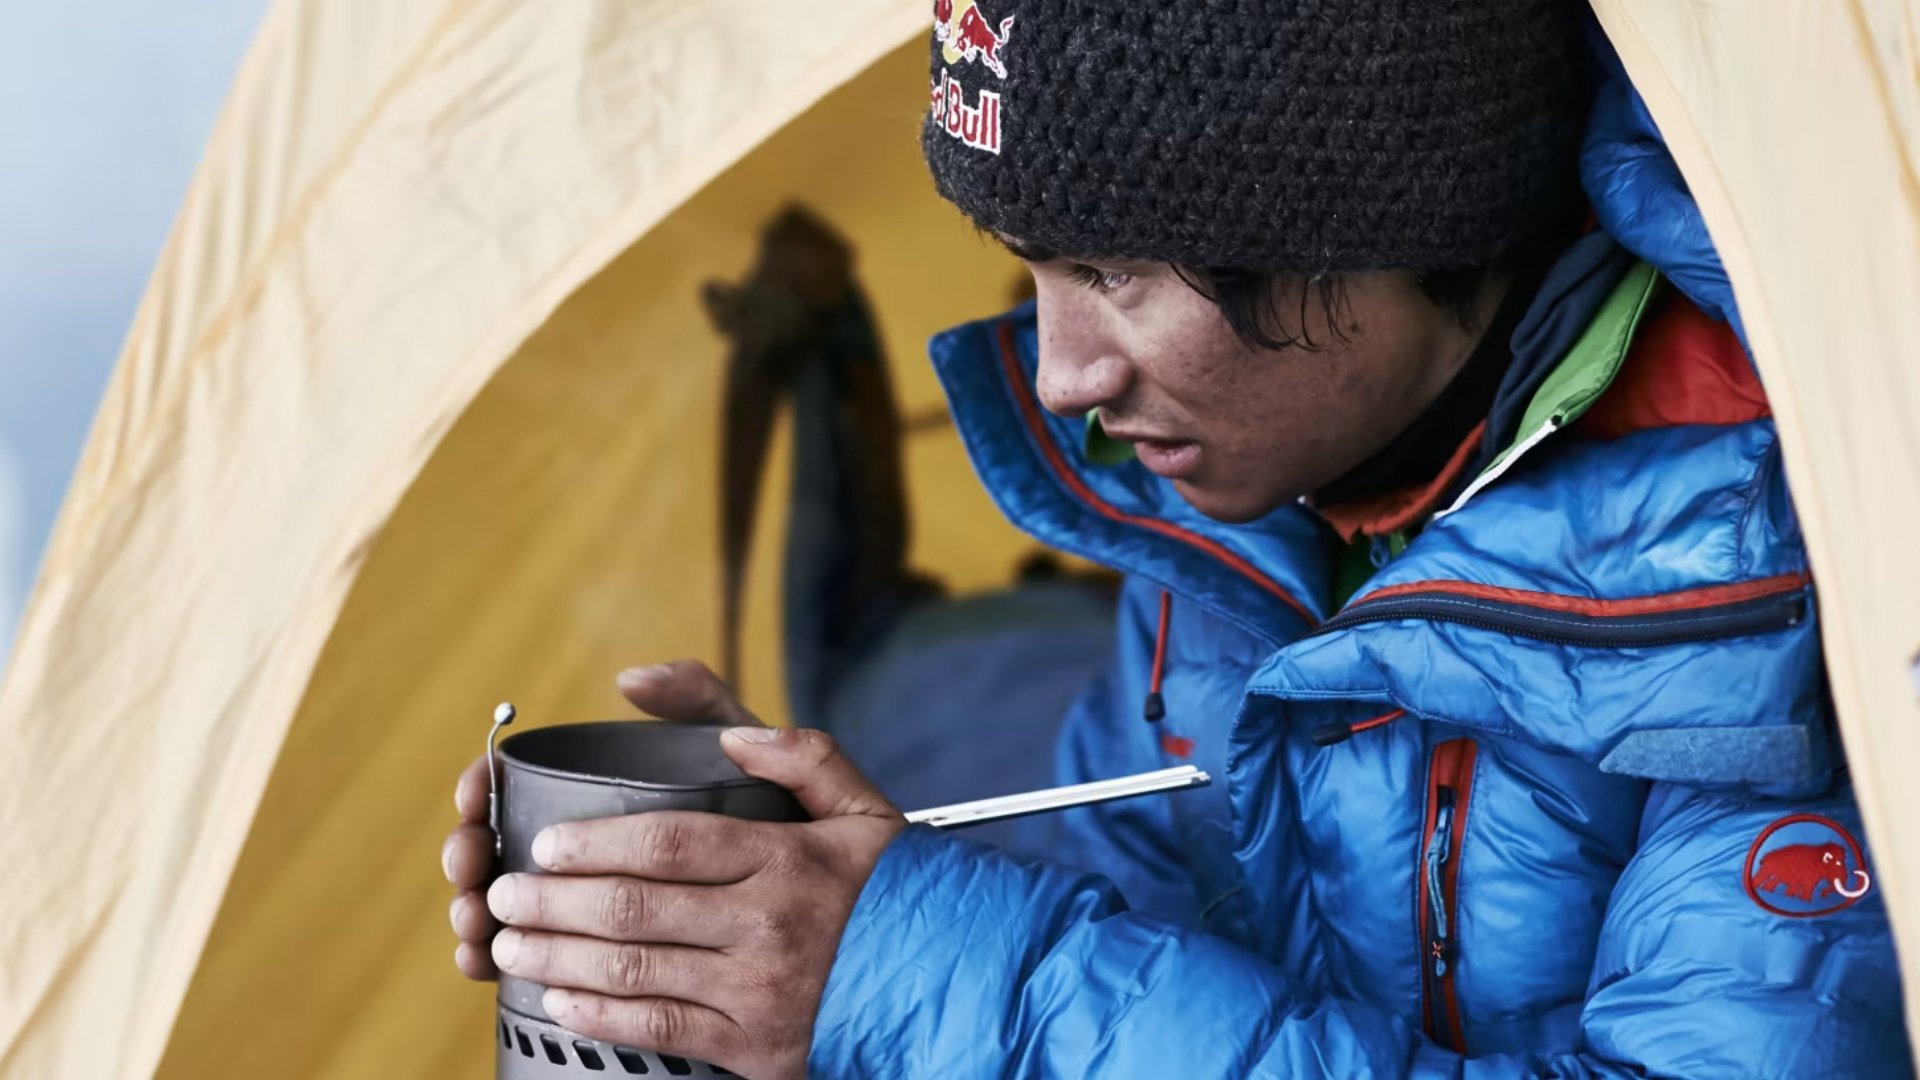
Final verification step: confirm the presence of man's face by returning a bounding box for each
[1011,246,1492,523]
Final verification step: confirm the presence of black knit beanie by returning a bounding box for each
[923,0,1588,273]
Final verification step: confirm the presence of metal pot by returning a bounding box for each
[492,720,804,1078]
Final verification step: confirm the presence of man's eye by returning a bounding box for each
[1066,264,1133,293]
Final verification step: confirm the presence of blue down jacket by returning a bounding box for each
[807,93,1911,1080]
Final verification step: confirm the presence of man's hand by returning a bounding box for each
[445,660,906,1079]
[446,752,500,980]
[442,660,774,979]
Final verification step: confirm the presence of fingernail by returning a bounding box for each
[618,664,668,684]
[543,988,573,1018]
[440,837,456,881]
[487,875,516,920]
[722,726,779,745]
[532,828,558,868]
[493,929,522,968]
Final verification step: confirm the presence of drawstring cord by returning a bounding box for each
[1312,708,1407,747]
[1137,586,1405,749]
[1143,590,1172,723]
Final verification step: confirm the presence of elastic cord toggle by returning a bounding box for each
[1311,708,1408,747]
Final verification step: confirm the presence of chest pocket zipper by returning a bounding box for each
[1424,790,1455,977]
[1420,739,1478,1052]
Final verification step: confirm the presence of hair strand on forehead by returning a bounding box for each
[1176,264,1493,352]
[1173,266,1357,352]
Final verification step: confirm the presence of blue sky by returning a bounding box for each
[0,1,267,664]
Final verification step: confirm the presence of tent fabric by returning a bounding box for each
[1589,0,1920,1052]
[150,40,1047,1080]
[0,3,1030,1076]
[0,0,1916,1077]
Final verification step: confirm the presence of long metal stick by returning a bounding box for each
[905,765,1210,830]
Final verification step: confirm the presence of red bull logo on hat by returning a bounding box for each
[930,0,1011,156]
[935,0,1016,80]
[930,70,1002,156]
[1743,813,1873,918]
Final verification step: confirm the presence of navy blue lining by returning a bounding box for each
[1478,232,1638,472]
[1315,588,1807,648]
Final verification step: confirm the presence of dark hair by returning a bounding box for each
[1175,265,1495,352]
[990,227,1531,352]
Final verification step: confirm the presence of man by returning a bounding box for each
[442,2,1911,1077]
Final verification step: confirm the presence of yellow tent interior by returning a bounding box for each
[155,33,1046,1080]
[0,2,1915,1078]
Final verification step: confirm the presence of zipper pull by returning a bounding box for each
[1425,789,1456,978]
[1369,534,1394,568]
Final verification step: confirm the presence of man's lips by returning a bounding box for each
[1105,428,1203,480]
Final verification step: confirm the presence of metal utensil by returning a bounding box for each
[905,765,1210,830]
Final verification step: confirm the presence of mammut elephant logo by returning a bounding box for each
[1753,842,1849,901]
[1743,814,1872,917]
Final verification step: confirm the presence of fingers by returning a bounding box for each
[455,941,498,981]
[616,660,759,727]
[451,890,497,942]
[492,930,727,1004]
[443,822,496,890]
[544,990,742,1068]
[450,754,499,982]
[487,874,745,948]
[454,754,490,823]
[533,811,773,883]
[719,727,899,821]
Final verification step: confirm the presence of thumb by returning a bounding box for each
[616,660,759,726]
[720,727,899,821]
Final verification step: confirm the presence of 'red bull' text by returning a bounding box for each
[931,69,1002,156]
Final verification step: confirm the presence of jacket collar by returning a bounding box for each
[930,311,1334,644]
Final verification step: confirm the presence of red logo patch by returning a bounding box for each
[1160,732,1195,759]
[934,0,1015,79]
[929,0,1011,156]
[1743,813,1872,918]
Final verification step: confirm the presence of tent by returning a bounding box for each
[0,1,1914,1076]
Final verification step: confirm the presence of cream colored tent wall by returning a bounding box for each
[0,3,960,1077]
[1592,0,1920,1057]
[152,40,1039,1080]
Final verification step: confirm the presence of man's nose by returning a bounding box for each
[1033,291,1132,417]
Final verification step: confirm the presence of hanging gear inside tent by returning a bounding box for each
[709,206,921,694]
[0,2,1916,1077]
[718,201,933,687]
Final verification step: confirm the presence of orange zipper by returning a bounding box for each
[1418,738,1477,1051]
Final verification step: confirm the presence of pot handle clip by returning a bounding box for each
[487,703,516,857]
